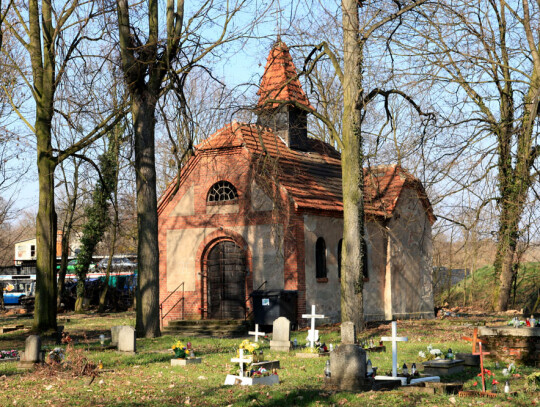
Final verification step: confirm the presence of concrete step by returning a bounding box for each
[163,319,251,337]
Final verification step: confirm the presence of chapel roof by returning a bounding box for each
[256,39,314,110]
[164,121,435,224]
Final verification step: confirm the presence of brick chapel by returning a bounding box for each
[157,40,436,326]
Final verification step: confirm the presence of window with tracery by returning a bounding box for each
[207,181,238,203]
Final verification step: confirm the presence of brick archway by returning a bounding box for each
[196,229,253,319]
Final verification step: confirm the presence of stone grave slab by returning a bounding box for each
[0,325,24,334]
[171,358,202,366]
[117,326,136,353]
[371,377,403,390]
[422,359,465,376]
[270,317,291,352]
[374,375,407,386]
[455,353,480,366]
[224,374,279,386]
[295,352,329,358]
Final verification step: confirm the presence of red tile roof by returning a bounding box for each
[158,122,435,224]
[257,40,314,110]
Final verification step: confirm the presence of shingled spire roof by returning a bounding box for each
[257,39,314,110]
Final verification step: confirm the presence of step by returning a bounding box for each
[162,327,249,338]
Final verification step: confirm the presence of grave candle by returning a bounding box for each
[402,363,408,376]
[504,381,510,393]
[366,359,373,377]
[324,360,331,378]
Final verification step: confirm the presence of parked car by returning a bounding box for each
[97,257,136,270]
[66,259,96,272]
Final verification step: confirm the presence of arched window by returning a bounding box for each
[337,239,343,279]
[207,181,238,203]
[361,238,369,279]
[315,237,327,279]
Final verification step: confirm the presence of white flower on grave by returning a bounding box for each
[427,344,433,352]
[418,351,426,358]
[429,348,442,356]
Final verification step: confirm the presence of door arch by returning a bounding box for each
[205,240,246,319]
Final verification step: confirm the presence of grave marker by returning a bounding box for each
[302,305,324,349]
[117,326,136,353]
[248,324,265,342]
[270,317,291,352]
[341,321,356,345]
[380,321,408,377]
[473,342,491,392]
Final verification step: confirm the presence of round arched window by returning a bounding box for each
[207,181,238,202]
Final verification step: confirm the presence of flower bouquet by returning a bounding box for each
[0,350,19,359]
[172,340,195,359]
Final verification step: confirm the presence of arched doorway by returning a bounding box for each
[206,240,246,319]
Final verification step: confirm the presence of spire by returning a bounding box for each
[257,40,314,110]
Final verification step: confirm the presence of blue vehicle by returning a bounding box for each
[1,275,36,305]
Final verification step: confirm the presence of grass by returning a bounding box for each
[0,312,538,406]
[439,262,540,312]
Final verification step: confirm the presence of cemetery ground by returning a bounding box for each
[0,312,538,406]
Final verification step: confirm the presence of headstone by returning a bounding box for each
[24,335,41,363]
[117,326,136,353]
[326,344,370,391]
[111,325,128,347]
[17,335,41,369]
[270,317,291,352]
[302,305,325,349]
[341,321,356,344]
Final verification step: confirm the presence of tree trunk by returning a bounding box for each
[133,94,160,338]
[34,117,57,332]
[340,0,365,330]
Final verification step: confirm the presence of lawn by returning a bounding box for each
[0,312,538,406]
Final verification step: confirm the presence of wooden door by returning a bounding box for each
[206,241,246,319]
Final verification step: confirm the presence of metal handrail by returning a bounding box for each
[160,281,185,329]
[244,280,267,320]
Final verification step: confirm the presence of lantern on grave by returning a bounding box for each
[447,348,453,360]
[99,334,105,347]
[366,359,373,377]
[324,360,331,378]
[402,363,408,376]
[411,363,417,376]
[531,315,536,327]
[504,381,510,393]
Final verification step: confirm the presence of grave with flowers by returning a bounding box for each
[420,346,465,376]
[296,305,330,358]
[224,339,279,386]
[0,349,19,363]
[170,340,201,366]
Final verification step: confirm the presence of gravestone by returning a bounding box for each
[341,321,356,344]
[326,344,370,391]
[111,325,129,347]
[302,305,324,349]
[270,317,291,352]
[117,326,136,353]
[17,335,41,369]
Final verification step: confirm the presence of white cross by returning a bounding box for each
[230,349,251,377]
[380,321,408,377]
[248,324,266,342]
[302,305,325,348]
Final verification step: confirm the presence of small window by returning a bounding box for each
[315,237,327,279]
[207,181,238,202]
[337,239,343,279]
[361,238,368,279]
[30,245,36,258]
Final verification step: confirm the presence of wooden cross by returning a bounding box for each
[462,327,483,353]
[380,321,408,377]
[248,324,265,342]
[230,349,251,377]
[302,305,325,349]
[473,342,491,392]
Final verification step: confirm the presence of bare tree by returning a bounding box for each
[398,0,540,310]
